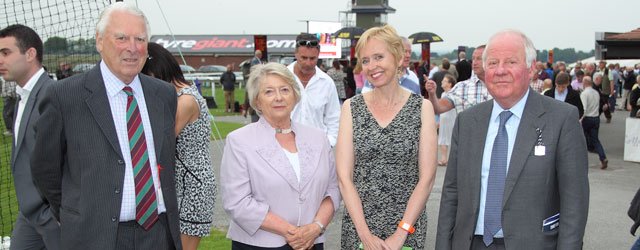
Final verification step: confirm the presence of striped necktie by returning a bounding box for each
[123,86,158,231]
[484,110,513,246]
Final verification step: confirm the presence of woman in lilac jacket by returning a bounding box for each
[221,63,341,250]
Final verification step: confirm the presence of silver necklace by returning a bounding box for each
[275,128,293,134]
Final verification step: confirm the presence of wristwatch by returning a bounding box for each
[314,220,326,235]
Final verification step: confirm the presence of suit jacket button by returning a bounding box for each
[117,160,124,165]
[111,216,117,222]
[114,188,120,194]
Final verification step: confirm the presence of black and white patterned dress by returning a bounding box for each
[175,85,216,237]
[341,94,428,249]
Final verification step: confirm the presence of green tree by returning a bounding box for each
[44,36,68,54]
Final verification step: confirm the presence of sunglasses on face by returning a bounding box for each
[296,40,319,47]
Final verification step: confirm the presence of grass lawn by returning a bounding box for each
[198,229,231,249]
[200,83,247,117]
[211,121,244,141]
[0,131,17,238]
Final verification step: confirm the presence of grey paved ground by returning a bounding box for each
[209,107,640,249]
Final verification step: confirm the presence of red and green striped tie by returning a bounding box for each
[123,86,158,231]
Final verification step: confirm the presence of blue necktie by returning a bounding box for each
[484,110,513,246]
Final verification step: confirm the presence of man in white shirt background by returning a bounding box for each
[287,33,340,146]
[580,75,608,169]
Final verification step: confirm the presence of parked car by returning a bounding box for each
[184,64,244,86]
[180,64,196,73]
[72,63,94,74]
[198,65,227,73]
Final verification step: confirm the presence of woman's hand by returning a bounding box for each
[360,232,392,250]
[286,223,321,250]
[384,229,408,250]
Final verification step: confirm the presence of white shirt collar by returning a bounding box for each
[100,61,143,98]
[491,89,529,122]
[16,67,45,99]
[287,61,329,82]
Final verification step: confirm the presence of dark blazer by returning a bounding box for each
[628,185,640,236]
[436,90,589,250]
[30,65,181,249]
[455,59,472,82]
[544,87,584,118]
[11,72,55,223]
[630,86,640,117]
[417,64,430,97]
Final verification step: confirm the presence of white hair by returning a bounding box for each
[401,36,411,46]
[96,2,150,39]
[246,62,301,115]
[483,29,537,68]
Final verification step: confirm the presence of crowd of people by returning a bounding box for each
[1,1,639,250]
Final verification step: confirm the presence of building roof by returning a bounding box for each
[606,28,640,40]
[350,4,396,14]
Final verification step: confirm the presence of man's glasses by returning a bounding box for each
[296,40,319,47]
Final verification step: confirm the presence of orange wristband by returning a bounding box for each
[398,220,415,234]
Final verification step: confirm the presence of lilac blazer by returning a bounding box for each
[221,118,341,247]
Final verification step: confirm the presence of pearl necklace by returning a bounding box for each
[275,128,293,134]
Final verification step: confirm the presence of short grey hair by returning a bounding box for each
[246,62,301,115]
[483,29,537,68]
[401,36,411,47]
[96,2,150,39]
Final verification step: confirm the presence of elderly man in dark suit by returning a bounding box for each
[0,24,60,250]
[436,30,589,250]
[30,3,181,249]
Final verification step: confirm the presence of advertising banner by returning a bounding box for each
[151,35,297,54]
[307,21,342,59]
[625,118,640,163]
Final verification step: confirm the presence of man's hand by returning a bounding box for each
[424,77,437,96]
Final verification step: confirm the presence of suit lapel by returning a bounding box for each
[140,77,165,159]
[12,73,49,165]
[296,140,321,190]
[256,141,300,191]
[469,102,493,215]
[504,91,546,203]
[85,67,123,159]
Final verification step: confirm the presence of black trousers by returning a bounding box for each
[471,236,505,250]
[116,213,176,250]
[232,241,323,250]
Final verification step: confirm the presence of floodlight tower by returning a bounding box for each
[349,0,395,29]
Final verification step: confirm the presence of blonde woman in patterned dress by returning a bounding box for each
[336,25,438,250]
[142,42,216,250]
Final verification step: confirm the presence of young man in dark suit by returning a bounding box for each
[0,23,60,250]
[544,71,584,118]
